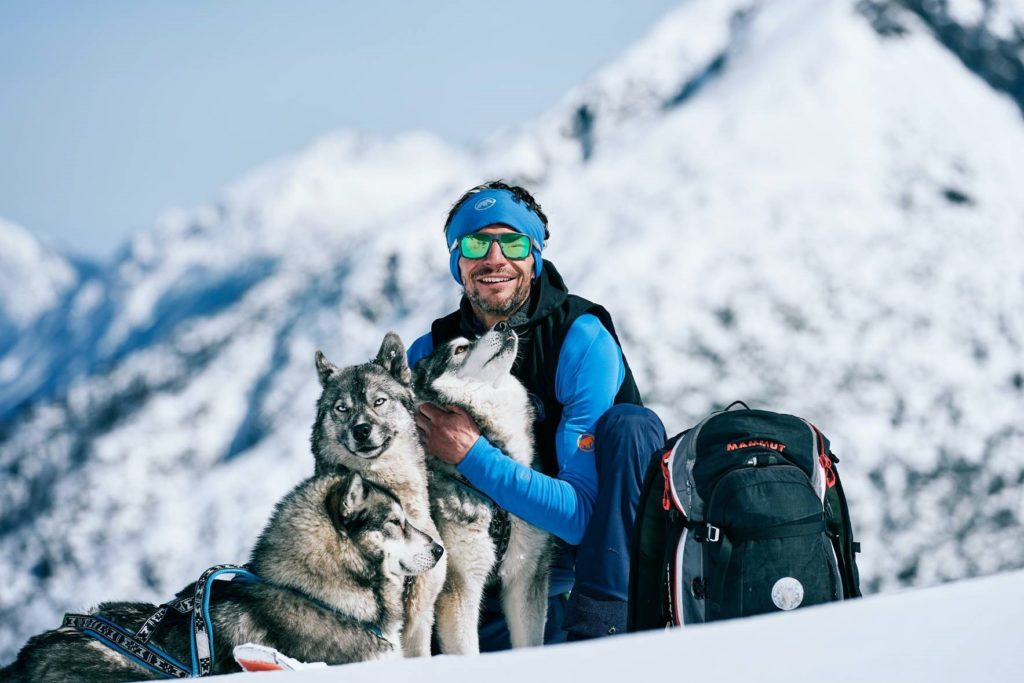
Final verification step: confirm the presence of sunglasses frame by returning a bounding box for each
[454,232,535,260]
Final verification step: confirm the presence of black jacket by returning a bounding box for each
[430,260,642,475]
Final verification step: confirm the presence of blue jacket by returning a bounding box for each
[409,313,624,545]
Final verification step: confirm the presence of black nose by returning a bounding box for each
[431,543,444,560]
[352,423,372,442]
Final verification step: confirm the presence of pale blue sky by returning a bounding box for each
[0,1,679,259]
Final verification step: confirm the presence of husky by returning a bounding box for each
[1,470,443,681]
[312,333,445,658]
[413,324,552,653]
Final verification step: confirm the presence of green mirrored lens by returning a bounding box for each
[497,234,531,259]
[460,234,492,258]
[459,233,533,260]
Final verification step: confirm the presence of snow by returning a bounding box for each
[219,570,1024,682]
[0,216,76,328]
[2,0,1024,665]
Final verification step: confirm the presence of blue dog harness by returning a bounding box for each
[63,563,389,678]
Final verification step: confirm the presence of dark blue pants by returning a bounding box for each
[479,404,667,648]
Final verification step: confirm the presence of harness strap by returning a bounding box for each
[132,593,194,646]
[190,564,264,675]
[258,578,387,641]
[135,604,171,644]
[65,563,392,677]
[63,613,190,679]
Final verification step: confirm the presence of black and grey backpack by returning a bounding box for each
[628,403,861,630]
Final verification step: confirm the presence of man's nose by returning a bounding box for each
[480,240,507,263]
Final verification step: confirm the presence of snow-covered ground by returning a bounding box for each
[221,570,1024,682]
[2,0,1023,664]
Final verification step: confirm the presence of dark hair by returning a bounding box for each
[443,180,550,241]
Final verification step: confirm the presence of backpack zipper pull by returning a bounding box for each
[810,423,838,488]
[661,450,673,511]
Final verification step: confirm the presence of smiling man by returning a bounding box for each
[408,181,666,647]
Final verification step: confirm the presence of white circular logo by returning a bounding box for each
[474,197,497,211]
[771,577,804,611]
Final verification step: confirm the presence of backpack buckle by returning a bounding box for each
[688,520,722,543]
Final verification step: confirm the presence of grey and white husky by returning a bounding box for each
[312,334,446,658]
[413,325,553,653]
[0,470,443,681]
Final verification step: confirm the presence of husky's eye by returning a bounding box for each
[454,345,469,355]
[373,397,387,407]
[334,402,348,413]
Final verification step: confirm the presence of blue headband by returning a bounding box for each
[444,188,545,284]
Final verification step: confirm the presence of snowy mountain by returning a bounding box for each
[0,218,78,357]
[2,0,1024,663]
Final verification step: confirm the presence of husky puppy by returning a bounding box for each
[1,471,443,682]
[413,325,552,653]
[312,333,445,658]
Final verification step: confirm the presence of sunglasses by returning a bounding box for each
[454,232,534,260]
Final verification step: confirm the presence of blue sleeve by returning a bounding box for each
[407,332,433,369]
[456,314,625,544]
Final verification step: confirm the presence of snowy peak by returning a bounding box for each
[487,0,1024,177]
[2,0,1024,666]
[0,217,77,330]
[859,1,1024,114]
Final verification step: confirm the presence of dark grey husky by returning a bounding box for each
[312,333,445,658]
[1,471,443,681]
[413,325,552,653]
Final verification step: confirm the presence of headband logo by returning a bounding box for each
[474,197,497,211]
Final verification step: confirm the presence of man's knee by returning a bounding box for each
[593,404,666,472]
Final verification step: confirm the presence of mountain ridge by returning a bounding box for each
[2,0,1023,661]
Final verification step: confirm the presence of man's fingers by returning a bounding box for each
[418,402,446,421]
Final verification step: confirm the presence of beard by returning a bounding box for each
[464,270,532,320]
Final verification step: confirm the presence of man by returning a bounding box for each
[409,181,666,645]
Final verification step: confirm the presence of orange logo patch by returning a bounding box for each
[726,439,787,453]
[577,434,596,452]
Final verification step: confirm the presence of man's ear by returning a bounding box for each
[375,332,411,385]
[315,351,339,388]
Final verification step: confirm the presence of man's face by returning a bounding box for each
[458,224,535,325]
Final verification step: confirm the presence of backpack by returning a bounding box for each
[628,403,861,630]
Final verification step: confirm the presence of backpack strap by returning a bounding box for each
[628,446,678,631]
[824,455,862,598]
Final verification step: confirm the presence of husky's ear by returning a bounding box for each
[326,472,367,532]
[341,472,367,515]
[375,332,411,385]
[315,351,339,388]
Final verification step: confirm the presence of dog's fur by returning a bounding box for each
[413,325,552,653]
[312,334,445,658]
[1,471,442,681]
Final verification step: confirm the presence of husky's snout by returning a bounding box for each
[399,524,445,576]
[352,423,372,442]
[344,422,392,458]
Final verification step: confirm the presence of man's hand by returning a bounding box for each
[415,403,481,465]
